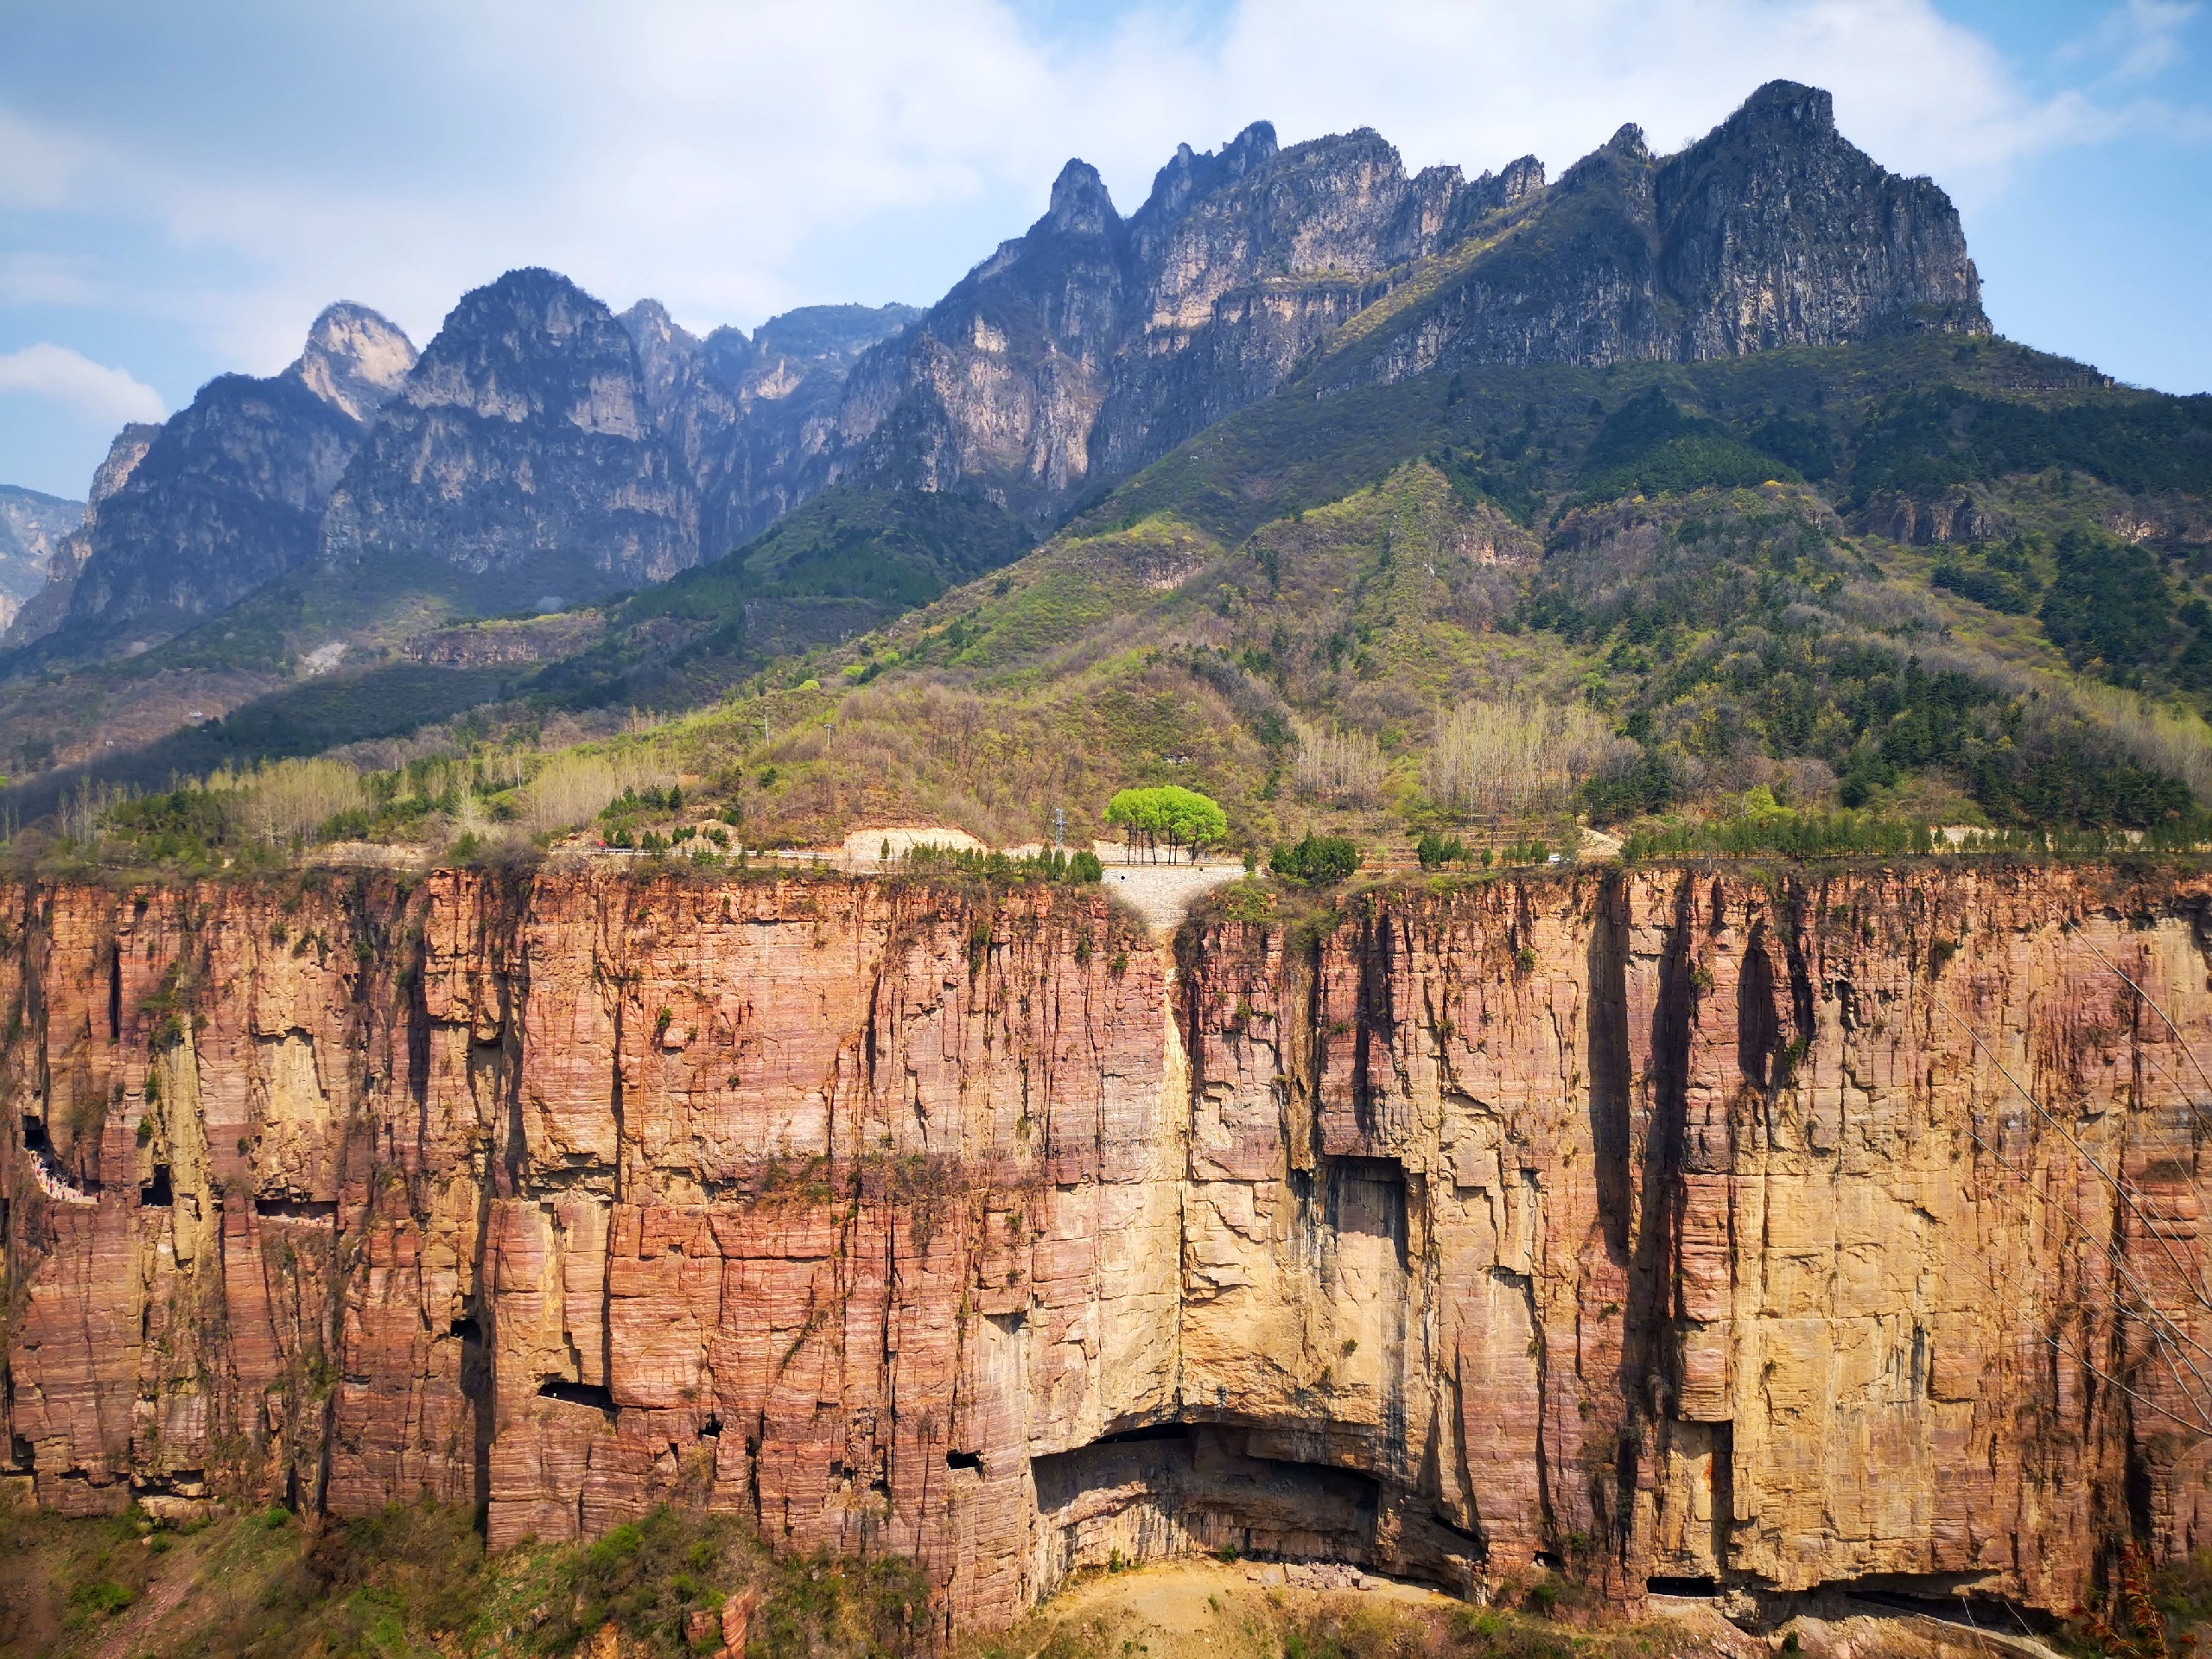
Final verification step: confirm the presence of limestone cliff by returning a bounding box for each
[2,865,2198,1630]
[0,424,158,648]
[0,486,86,630]
[48,306,416,650]
[319,270,694,605]
[822,80,1980,522]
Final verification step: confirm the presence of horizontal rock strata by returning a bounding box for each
[2,866,2207,1628]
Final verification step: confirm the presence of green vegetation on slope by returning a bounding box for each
[531,487,1033,710]
[0,1496,928,1659]
[16,330,2212,870]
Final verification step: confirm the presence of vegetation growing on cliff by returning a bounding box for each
[0,1496,930,1659]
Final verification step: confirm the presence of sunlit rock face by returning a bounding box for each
[819,79,1983,522]
[3,863,2202,1629]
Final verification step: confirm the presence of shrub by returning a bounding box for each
[1270,833,1362,886]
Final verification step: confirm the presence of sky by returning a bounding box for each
[0,0,2206,500]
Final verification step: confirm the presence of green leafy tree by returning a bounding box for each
[1270,833,1362,886]
[1103,786,1228,863]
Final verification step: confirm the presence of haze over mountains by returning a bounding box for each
[1,81,1981,671]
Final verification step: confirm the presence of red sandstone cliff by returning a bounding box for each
[3,866,2208,1630]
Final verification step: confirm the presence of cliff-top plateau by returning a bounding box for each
[3,71,2212,1659]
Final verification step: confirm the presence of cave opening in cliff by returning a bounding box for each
[139,1165,172,1206]
[1837,1583,2056,1634]
[945,1450,983,1471]
[1646,1575,1719,1597]
[21,1115,45,1152]
[1031,1423,1381,1597]
[537,1377,615,1414]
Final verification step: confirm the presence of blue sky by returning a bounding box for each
[0,0,2206,499]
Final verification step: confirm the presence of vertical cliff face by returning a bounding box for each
[3,866,2200,1629]
[618,298,920,556]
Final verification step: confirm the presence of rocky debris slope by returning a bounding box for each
[2,865,2204,1630]
[44,305,416,648]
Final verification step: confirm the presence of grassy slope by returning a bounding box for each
[599,334,2208,856]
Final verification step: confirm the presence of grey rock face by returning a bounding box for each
[2,425,159,647]
[617,298,917,557]
[1325,81,1986,387]
[288,302,418,423]
[1657,82,1983,355]
[819,80,1982,523]
[57,303,416,644]
[823,121,1541,515]
[0,486,86,620]
[321,269,694,599]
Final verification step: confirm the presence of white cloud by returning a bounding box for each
[0,344,166,425]
[0,0,2196,381]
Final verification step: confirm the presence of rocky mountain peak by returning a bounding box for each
[618,298,704,423]
[1135,120,1281,230]
[1043,160,1121,238]
[404,267,646,438]
[285,302,417,424]
[1731,78,1836,136]
[321,268,694,594]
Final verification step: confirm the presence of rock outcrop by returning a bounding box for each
[820,122,1541,518]
[819,80,1981,521]
[1322,82,1985,389]
[47,306,416,648]
[619,298,920,556]
[319,270,694,605]
[1,425,158,647]
[0,486,86,629]
[2,864,2203,1630]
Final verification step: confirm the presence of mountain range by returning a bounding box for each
[4,79,2208,838]
[6,83,1976,662]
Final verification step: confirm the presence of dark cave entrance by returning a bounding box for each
[1029,1423,1381,1596]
